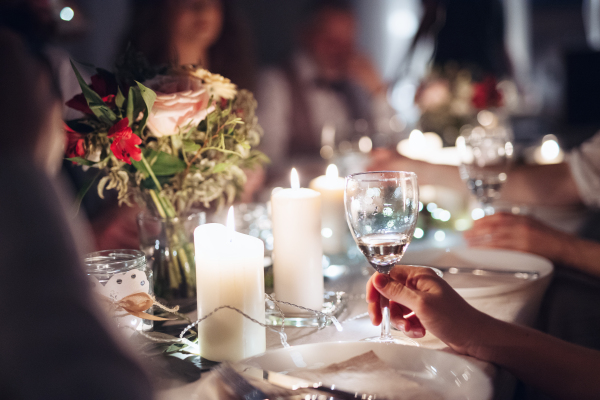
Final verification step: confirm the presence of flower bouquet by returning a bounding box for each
[415,65,503,145]
[65,51,267,300]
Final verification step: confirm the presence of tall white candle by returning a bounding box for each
[271,168,324,312]
[195,207,265,362]
[309,164,347,255]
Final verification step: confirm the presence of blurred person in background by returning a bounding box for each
[122,0,255,91]
[370,124,600,354]
[0,26,153,400]
[0,0,146,251]
[370,0,600,380]
[122,0,264,202]
[256,0,395,182]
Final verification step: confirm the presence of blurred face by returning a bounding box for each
[172,0,224,52]
[306,9,356,80]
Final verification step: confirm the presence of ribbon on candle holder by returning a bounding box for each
[99,292,180,321]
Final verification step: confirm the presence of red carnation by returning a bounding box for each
[108,118,142,164]
[66,73,118,114]
[472,76,503,110]
[65,123,86,159]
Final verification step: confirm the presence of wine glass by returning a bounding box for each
[457,125,512,215]
[344,171,419,344]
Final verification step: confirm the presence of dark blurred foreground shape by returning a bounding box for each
[0,24,154,400]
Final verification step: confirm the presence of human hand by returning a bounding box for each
[366,265,491,356]
[463,212,570,263]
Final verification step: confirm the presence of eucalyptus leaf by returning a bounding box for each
[150,151,187,176]
[126,86,135,125]
[183,140,201,152]
[66,120,95,133]
[66,157,97,166]
[212,163,228,173]
[131,151,151,178]
[97,176,110,199]
[135,81,156,132]
[72,169,102,216]
[115,87,126,109]
[70,60,117,125]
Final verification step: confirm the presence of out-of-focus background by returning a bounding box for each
[55,0,600,149]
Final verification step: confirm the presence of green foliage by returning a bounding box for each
[66,60,267,215]
[70,60,117,125]
[147,150,187,176]
[66,157,97,166]
[115,87,126,109]
[135,81,156,133]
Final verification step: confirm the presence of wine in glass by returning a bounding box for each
[457,126,512,215]
[344,171,419,344]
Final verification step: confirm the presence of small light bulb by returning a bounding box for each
[60,7,74,21]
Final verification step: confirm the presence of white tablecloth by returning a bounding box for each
[265,259,552,400]
[159,249,552,400]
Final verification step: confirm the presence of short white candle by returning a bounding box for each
[271,168,324,312]
[309,164,347,255]
[195,207,266,362]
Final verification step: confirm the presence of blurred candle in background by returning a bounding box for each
[195,207,266,362]
[271,168,324,312]
[309,164,347,255]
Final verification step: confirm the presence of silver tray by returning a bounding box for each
[265,291,348,328]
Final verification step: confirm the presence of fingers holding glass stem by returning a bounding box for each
[367,273,426,338]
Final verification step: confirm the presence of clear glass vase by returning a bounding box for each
[137,211,206,302]
[84,249,154,334]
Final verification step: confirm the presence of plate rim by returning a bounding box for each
[401,246,554,298]
[238,340,493,399]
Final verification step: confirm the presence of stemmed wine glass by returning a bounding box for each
[457,125,512,215]
[344,171,419,344]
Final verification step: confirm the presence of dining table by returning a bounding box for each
[149,233,553,400]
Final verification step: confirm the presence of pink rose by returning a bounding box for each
[144,75,214,137]
[415,80,451,112]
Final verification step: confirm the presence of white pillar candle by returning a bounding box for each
[309,164,347,255]
[271,168,324,312]
[195,207,265,362]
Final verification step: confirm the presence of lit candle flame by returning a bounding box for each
[409,129,426,149]
[325,164,339,179]
[226,206,235,233]
[290,168,300,189]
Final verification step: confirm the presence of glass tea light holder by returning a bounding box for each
[84,249,154,335]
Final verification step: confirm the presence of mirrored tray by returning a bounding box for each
[265,291,348,328]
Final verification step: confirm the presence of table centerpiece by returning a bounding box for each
[65,49,267,301]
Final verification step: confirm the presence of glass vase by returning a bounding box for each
[137,211,206,302]
[84,249,154,335]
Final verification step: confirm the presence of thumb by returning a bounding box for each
[373,273,421,311]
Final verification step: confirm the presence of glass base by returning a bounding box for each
[266,291,348,328]
[360,335,419,346]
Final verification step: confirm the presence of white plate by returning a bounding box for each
[238,341,492,400]
[401,247,553,298]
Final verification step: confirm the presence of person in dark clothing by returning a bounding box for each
[0,27,154,400]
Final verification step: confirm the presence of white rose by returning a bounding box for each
[144,74,215,137]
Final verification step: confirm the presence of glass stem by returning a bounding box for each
[380,295,392,340]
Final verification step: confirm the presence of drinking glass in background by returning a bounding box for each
[344,171,419,344]
[84,249,154,335]
[457,124,513,215]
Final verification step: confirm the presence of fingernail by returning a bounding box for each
[374,274,390,288]
[414,328,425,338]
